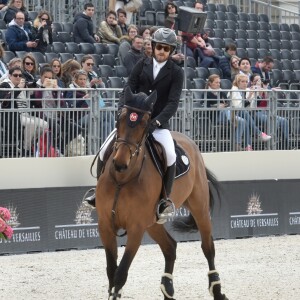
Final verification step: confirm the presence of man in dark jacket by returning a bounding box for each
[73,2,100,44]
[217,43,236,81]
[123,35,144,74]
[84,28,184,223]
[6,11,37,52]
[251,56,274,83]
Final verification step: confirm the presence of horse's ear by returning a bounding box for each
[124,86,134,104]
[145,90,157,111]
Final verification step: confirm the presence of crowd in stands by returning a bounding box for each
[0,0,299,156]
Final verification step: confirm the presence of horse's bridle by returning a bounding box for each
[114,105,152,160]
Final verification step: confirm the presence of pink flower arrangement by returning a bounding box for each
[0,207,13,240]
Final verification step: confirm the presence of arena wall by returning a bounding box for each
[1,151,300,254]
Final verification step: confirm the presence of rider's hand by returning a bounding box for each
[149,120,159,134]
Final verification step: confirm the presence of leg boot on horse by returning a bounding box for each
[157,162,176,223]
[84,157,104,207]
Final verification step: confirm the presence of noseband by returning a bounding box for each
[114,105,152,160]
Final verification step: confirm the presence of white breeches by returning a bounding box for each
[99,128,176,166]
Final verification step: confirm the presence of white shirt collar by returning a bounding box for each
[153,58,167,70]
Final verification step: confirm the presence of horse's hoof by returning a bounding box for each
[108,287,122,300]
[160,273,174,299]
[214,294,228,300]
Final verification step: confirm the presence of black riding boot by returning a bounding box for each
[84,158,104,207]
[157,163,176,223]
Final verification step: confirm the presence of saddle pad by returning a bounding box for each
[146,136,190,179]
[174,142,190,179]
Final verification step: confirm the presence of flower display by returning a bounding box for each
[0,207,13,240]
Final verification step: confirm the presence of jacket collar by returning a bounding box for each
[144,58,172,83]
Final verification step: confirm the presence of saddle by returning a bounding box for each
[146,133,190,179]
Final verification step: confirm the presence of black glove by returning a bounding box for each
[148,120,158,134]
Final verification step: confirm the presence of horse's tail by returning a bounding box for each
[172,167,221,233]
[206,167,222,212]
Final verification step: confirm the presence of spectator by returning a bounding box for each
[117,8,128,35]
[123,35,144,74]
[205,74,246,151]
[5,11,37,52]
[0,66,48,156]
[31,66,65,153]
[98,10,122,44]
[139,26,151,39]
[247,73,289,149]
[239,57,252,81]
[80,54,105,88]
[218,44,237,81]
[61,59,81,88]
[230,55,240,81]
[114,0,136,25]
[251,56,274,84]
[31,11,53,53]
[21,53,37,87]
[0,44,8,78]
[194,1,204,11]
[118,24,138,66]
[4,0,31,24]
[65,69,90,124]
[143,37,152,58]
[229,73,271,151]
[164,2,178,30]
[0,0,8,10]
[0,57,21,82]
[73,2,100,44]
[50,58,64,88]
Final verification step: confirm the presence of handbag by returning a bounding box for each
[124,0,142,13]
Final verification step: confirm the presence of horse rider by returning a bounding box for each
[84,27,184,222]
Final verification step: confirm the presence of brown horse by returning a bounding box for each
[95,87,228,300]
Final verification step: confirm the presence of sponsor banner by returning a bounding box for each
[0,180,299,254]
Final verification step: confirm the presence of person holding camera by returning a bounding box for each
[31,11,53,53]
[251,56,274,87]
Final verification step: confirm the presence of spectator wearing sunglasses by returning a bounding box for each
[6,11,37,52]
[31,11,53,53]
[21,53,37,87]
[80,55,104,88]
[0,66,48,156]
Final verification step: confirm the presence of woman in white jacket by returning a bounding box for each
[229,74,271,151]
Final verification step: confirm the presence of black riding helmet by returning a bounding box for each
[151,28,177,54]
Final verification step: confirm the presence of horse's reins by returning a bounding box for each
[110,105,152,237]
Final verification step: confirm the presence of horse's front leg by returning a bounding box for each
[109,228,144,300]
[147,224,177,300]
[98,222,118,295]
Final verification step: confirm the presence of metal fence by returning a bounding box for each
[1,87,300,158]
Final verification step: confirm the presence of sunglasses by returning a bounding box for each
[86,62,94,66]
[12,73,23,77]
[41,18,49,21]
[155,44,171,52]
[25,62,34,66]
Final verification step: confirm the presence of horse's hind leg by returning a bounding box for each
[191,208,228,300]
[147,224,177,300]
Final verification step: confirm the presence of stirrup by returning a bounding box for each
[82,188,96,208]
[156,198,175,224]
